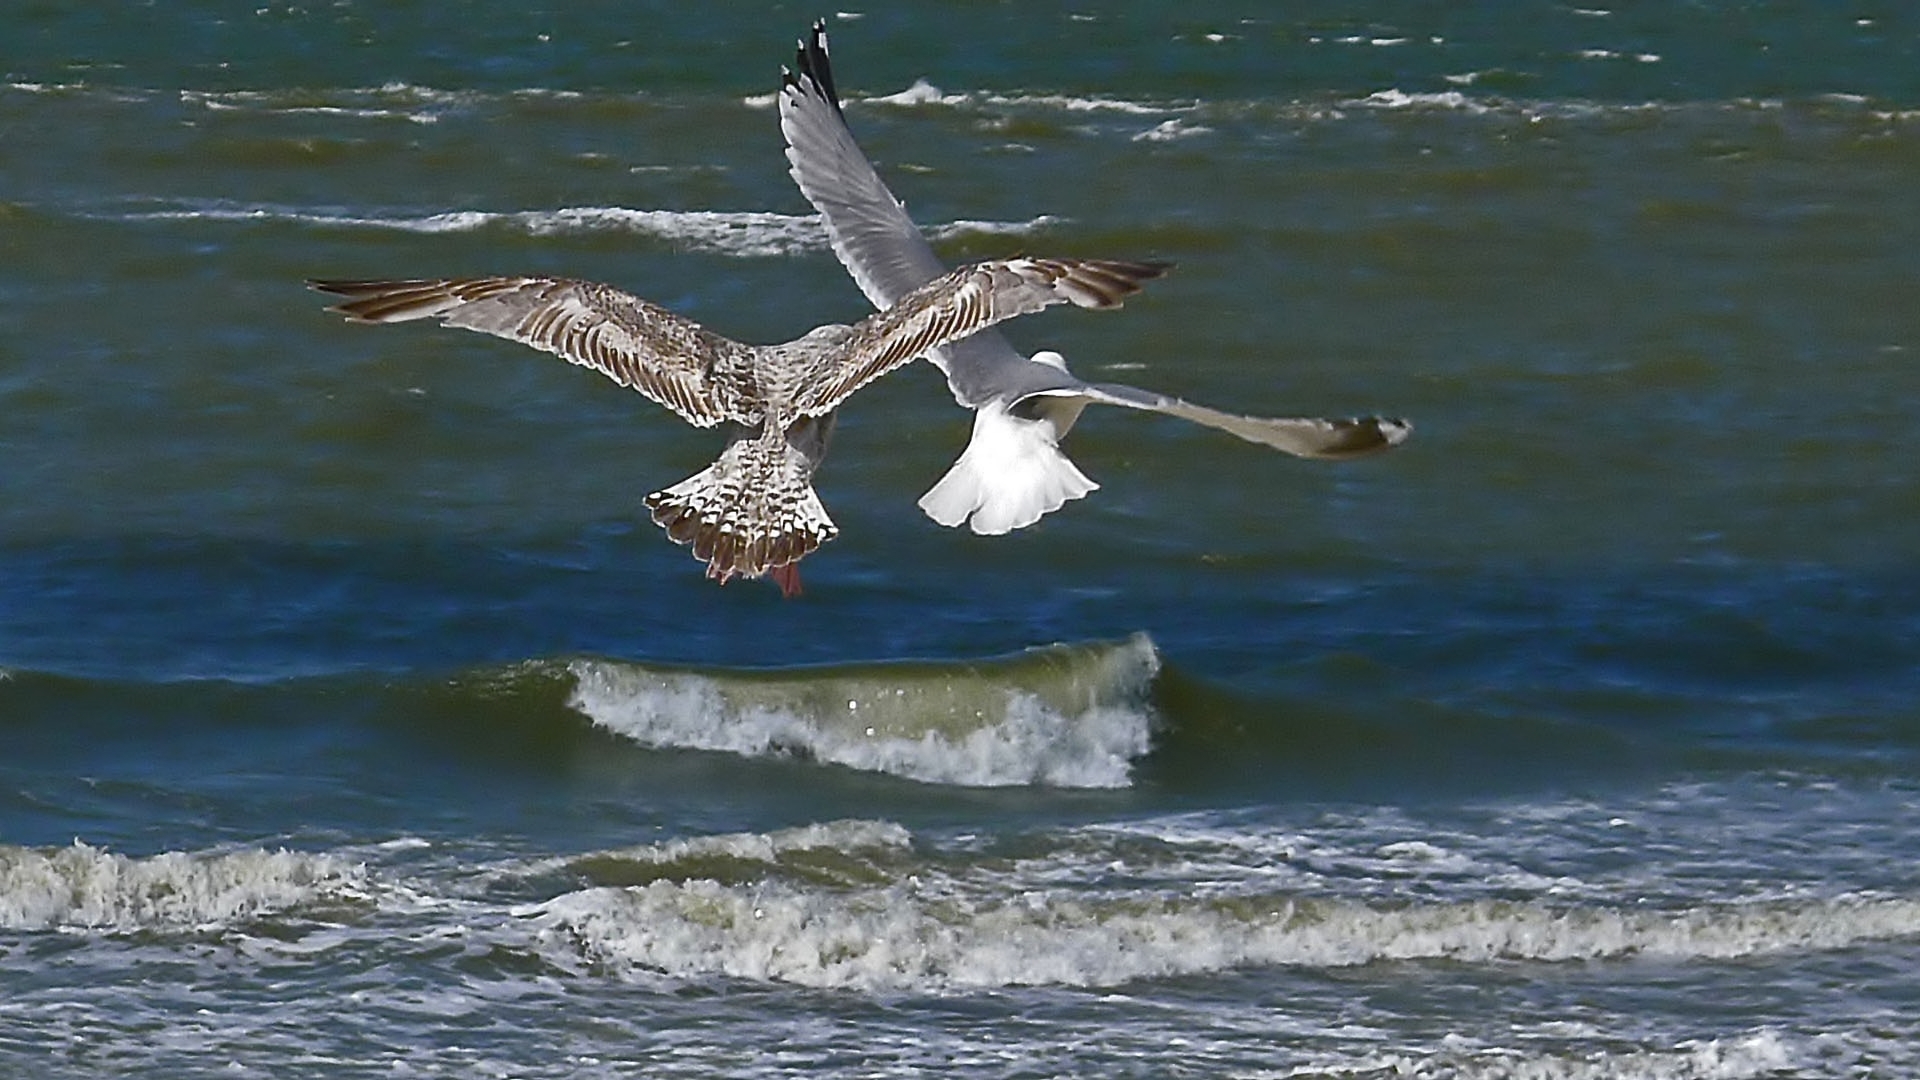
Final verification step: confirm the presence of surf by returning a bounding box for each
[567,634,1161,787]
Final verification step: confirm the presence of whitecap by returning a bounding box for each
[866,78,957,107]
[0,841,363,932]
[566,635,1160,788]
[925,213,1063,241]
[980,91,1180,116]
[86,200,1054,260]
[535,878,1920,991]
[1132,118,1215,142]
[1356,89,1491,114]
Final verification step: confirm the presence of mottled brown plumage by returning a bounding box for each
[310,257,1164,592]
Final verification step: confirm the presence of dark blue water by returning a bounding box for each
[4,4,1920,1076]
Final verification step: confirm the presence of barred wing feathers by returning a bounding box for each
[308,276,747,428]
[794,257,1167,415]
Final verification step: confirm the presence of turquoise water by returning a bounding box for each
[5,4,1920,1076]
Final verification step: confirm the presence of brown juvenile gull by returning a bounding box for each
[310,257,1166,594]
[780,22,1410,535]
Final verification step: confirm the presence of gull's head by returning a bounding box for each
[1030,350,1070,372]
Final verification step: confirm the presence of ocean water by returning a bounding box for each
[4,3,1920,1076]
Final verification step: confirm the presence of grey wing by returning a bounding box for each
[795,257,1169,415]
[780,21,946,308]
[1073,381,1413,460]
[779,22,1040,408]
[308,276,745,427]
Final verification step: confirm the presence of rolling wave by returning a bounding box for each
[9,818,1919,1001]
[55,199,1059,258]
[567,635,1161,787]
[0,842,363,932]
[18,76,1912,134]
[97,201,831,256]
[4,613,1917,800]
[535,876,1920,991]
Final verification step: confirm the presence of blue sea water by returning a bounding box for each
[4,3,1920,1076]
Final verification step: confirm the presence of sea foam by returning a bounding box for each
[567,634,1161,787]
[537,879,1920,992]
[91,200,1057,258]
[0,842,363,932]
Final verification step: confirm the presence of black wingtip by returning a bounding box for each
[792,17,843,115]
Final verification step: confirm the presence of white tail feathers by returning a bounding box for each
[918,399,1098,535]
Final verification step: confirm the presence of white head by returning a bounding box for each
[1030,350,1070,372]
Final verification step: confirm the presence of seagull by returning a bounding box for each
[779,22,1411,536]
[310,257,1166,594]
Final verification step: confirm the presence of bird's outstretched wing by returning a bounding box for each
[308,276,750,427]
[1073,383,1411,460]
[781,20,1049,408]
[794,257,1168,415]
[780,22,944,310]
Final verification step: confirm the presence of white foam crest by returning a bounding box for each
[1356,88,1494,114]
[980,92,1181,116]
[177,87,440,123]
[99,201,832,256]
[3,81,150,103]
[569,636,1160,788]
[864,78,963,107]
[536,879,1920,991]
[512,207,827,256]
[1133,118,1215,142]
[925,213,1063,242]
[855,80,1184,116]
[4,81,484,118]
[0,842,363,932]
[89,200,1056,259]
[569,665,1152,788]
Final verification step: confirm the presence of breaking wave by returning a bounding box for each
[73,200,1058,257]
[0,842,364,932]
[13,817,1920,1002]
[536,869,1920,992]
[567,634,1161,787]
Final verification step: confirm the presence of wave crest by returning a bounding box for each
[537,880,1920,992]
[567,634,1161,787]
[78,200,1058,258]
[0,842,363,932]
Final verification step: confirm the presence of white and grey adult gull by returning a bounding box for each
[310,257,1165,594]
[779,23,1410,536]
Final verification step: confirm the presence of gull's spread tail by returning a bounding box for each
[646,423,837,596]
